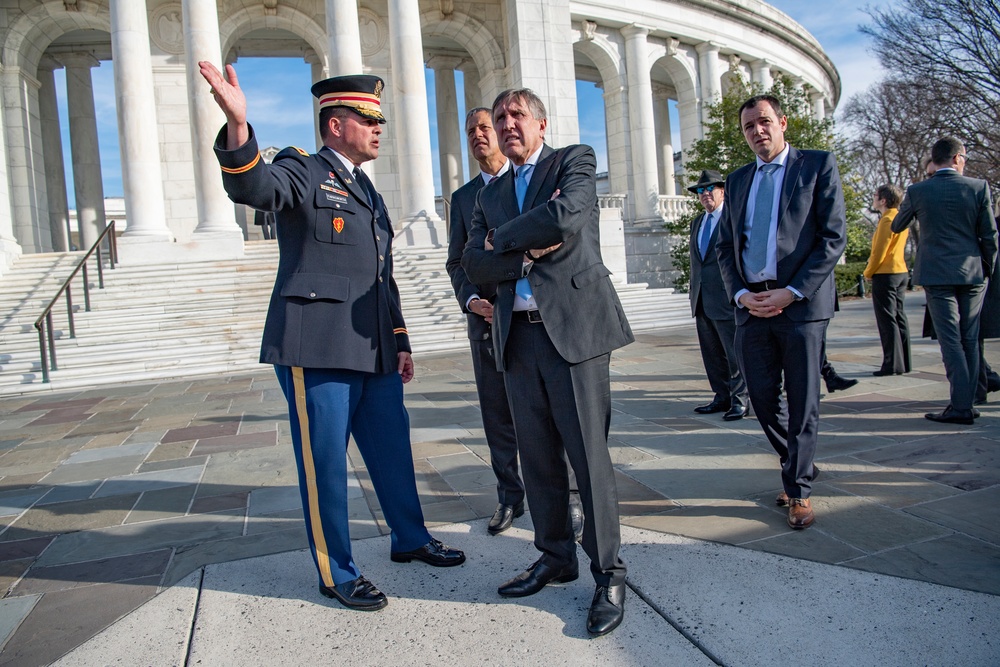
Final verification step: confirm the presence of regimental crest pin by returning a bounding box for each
[332,217,345,233]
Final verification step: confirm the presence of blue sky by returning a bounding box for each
[55,0,896,207]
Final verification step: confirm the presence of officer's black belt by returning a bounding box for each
[512,310,543,323]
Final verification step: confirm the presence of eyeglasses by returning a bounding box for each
[958,152,971,163]
[696,185,717,195]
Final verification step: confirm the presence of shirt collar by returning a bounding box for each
[755,143,790,170]
[705,202,724,219]
[481,160,511,185]
[519,144,545,170]
[323,146,358,174]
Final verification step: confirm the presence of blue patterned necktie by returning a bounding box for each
[746,163,779,274]
[515,164,535,301]
[699,212,714,260]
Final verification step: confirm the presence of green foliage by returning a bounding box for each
[834,262,870,297]
[670,75,871,289]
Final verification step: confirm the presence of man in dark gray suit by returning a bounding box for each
[689,170,748,420]
[716,94,846,531]
[446,108,523,534]
[892,136,997,425]
[462,88,633,636]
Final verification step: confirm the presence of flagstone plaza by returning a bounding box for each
[0,298,997,664]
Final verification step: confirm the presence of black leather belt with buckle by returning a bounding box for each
[746,280,780,293]
[513,310,543,323]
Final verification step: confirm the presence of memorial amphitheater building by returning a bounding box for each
[0,0,838,286]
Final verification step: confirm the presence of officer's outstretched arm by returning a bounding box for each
[198,61,249,150]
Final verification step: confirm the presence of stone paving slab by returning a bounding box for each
[0,299,998,662]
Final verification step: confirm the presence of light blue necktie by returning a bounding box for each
[699,212,714,260]
[515,164,535,301]
[746,163,779,274]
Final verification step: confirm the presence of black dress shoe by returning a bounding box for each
[694,398,730,414]
[824,374,858,392]
[488,502,524,535]
[988,375,1000,393]
[925,407,975,425]
[498,559,579,598]
[872,369,902,377]
[569,496,585,543]
[723,404,747,421]
[319,576,387,611]
[390,538,466,567]
[587,583,625,636]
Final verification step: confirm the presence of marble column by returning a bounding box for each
[751,59,773,90]
[1,66,46,254]
[326,0,363,76]
[61,52,107,250]
[810,91,826,120]
[183,0,244,257]
[0,70,21,274]
[622,25,660,224]
[304,50,324,150]
[696,42,721,127]
[37,57,71,251]
[459,61,482,180]
[503,0,578,146]
[652,85,675,197]
[428,56,463,202]
[109,0,173,262]
[387,0,443,246]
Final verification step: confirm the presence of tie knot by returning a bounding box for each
[517,164,533,180]
[759,163,779,175]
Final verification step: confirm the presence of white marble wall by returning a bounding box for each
[152,64,199,242]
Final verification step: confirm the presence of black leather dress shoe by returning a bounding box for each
[872,369,903,377]
[723,404,747,421]
[319,576,387,611]
[824,374,858,392]
[498,559,579,598]
[488,502,525,535]
[694,399,730,414]
[390,538,466,567]
[925,407,975,425]
[587,583,625,636]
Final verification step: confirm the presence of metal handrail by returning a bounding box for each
[33,221,118,383]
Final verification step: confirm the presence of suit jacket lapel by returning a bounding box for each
[522,144,556,211]
[318,149,373,214]
[495,168,519,223]
[777,147,803,251]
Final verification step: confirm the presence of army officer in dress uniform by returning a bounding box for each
[198,62,465,612]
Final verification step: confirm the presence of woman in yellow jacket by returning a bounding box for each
[863,184,911,375]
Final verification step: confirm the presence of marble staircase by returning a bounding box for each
[0,241,692,395]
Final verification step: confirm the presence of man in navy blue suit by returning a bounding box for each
[199,61,464,612]
[716,94,846,530]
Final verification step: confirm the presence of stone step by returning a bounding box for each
[0,244,690,396]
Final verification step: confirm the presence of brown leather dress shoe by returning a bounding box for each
[775,467,821,507]
[787,498,815,529]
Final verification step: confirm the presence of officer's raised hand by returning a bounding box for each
[198,61,248,149]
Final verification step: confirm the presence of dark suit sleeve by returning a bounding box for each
[462,187,526,285]
[446,186,479,311]
[787,152,847,299]
[491,145,598,253]
[891,189,916,234]
[977,183,998,274]
[716,174,744,304]
[213,124,312,212]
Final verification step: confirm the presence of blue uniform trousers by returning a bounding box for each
[275,365,431,587]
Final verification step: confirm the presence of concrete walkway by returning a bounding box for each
[0,297,997,665]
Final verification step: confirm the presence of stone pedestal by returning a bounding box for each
[600,208,628,285]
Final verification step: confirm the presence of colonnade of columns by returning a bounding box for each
[0,0,834,278]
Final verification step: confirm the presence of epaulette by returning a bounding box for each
[291,146,309,156]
